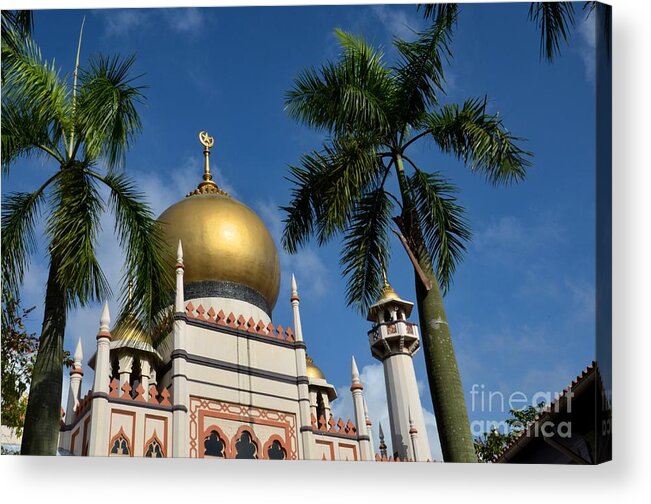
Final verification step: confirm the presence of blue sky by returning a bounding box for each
[3,3,598,460]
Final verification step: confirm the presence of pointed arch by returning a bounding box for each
[109,427,132,457]
[144,430,166,458]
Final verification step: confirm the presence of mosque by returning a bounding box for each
[57,132,433,461]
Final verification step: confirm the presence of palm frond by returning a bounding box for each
[528,2,576,62]
[1,99,65,170]
[1,176,57,298]
[425,97,532,185]
[75,54,145,169]
[418,3,458,23]
[281,163,326,254]
[392,4,457,130]
[93,171,174,333]
[285,29,392,136]
[340,187,394,313]
[2,35,70,133]
[47,163,109,308]
[409,169,471,292]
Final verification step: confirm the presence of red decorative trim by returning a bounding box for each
[409,427,418,434]
[175,262,185,270]
[190,397,298,460]
[70,366,83,377]
[184,303,296,343]
[109,408,136,457]
[81,416,91,456]
[350,383,364,391]
[96,330,112,341]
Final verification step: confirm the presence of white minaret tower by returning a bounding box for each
[366,273,432,461]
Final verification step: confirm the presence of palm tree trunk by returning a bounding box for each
[394,154,476,462]
[413,266,477,462]
[20,257,67,455]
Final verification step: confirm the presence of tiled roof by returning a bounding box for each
[494,361,599,463]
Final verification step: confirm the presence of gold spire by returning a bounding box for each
[187,131,228,197]
[378,267,400,302]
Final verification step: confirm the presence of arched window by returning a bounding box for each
[267,440,286,460]
[144,434,165,458]
[109,431,131,456]
[234,430,258,459]
[203,430,227,458]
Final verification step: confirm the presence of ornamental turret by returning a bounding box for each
[366,272,432,461]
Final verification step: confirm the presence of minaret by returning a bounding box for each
[291,274,314,459]
[350,356,372,460]
[171,239,190,457]
[65,338,84,422]
[366,273,432,461]
[88,302,112,456]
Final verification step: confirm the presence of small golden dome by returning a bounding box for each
[157,131,281,311]
[112,316,150,345]
[378,269,400,301]
[306,355,326,380]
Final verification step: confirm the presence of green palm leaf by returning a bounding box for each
[340,187,394,313]
[1,175,59,298]
[392,5,456,130]
[47,163,109,308]
[93,171,174,334]
[425,97,532,185]
[285,30,392,136]
[528,2,576,62]
[75,54,145,169]
[409,169,471,292]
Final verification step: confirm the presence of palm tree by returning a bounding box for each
[420,2,611,63]
[281,10,531,462]
[1,22,172,455]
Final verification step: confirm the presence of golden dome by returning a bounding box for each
[305,355,326,380]
[378,269,400,301]
[157,132,280,310]
[112,316,150,345]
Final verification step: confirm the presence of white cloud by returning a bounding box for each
[163,8,205,34]
[330,361,443,461]
[103,9,148,38]
[371,5,420,42]
[103,8,207,39]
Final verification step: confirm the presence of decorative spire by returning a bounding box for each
[291,273,299,302]
[176,239,184,267]
[187,131,228,197]
[96,301,112,341]
[379,422,387,458]
[350,356,363,391]
[100,301,110,331]
[73,338,83,366]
